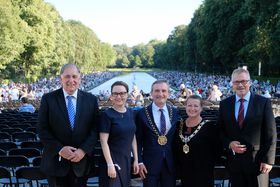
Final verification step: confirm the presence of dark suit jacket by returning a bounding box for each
[218,93,277,174]
[38,88,99,177]
[135,103,179,175]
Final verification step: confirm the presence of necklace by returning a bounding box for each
[186,117,202,127]
[145,106,173,146]
[179,119,208,154]
[112,106,126,118]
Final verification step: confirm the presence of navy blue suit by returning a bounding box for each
[38,88,99,179]
[136,103,178,187]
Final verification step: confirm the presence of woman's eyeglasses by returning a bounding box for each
[111,92,127,97]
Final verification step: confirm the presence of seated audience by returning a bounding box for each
[18,97,36,113]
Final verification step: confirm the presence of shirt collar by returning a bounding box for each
[62,89,78,99]
[152,102,167,112]
[235,91,250,103]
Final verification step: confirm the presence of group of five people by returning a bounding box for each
[37,63,277,187]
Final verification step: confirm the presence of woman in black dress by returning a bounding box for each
[99,81,139,187]
[174,95,221,187]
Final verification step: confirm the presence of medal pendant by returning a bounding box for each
[183,144,189,154]
[158,135,167,145]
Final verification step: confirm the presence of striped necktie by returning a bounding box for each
[159,109,166,135]
[238,99,244,128]
[67,96,75,129]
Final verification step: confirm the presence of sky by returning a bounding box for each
[44,0,203,46]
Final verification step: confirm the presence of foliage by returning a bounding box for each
[150,0,279,77]
[1,0,279,83]
[0,0,116,82]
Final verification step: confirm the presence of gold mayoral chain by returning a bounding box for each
[145,106,173,146]
[179,119,208,154]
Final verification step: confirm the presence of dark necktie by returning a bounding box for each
[159,109,166,135]
[67,96,75,129]
[238,99,244,128]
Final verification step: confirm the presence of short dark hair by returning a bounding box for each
[21,97,28,104]
[185,95,203,107]
[60,64,80,75]
[111,81,129,93]
[151,79,170,92]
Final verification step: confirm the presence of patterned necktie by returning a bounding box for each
[67,96,75,129]
[238,99,244,128]
[159,109,166,135]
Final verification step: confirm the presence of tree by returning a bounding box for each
[0,0,28,80]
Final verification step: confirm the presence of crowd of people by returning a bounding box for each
[0,69,279,108]
[0,71,121,103]
[33,63,278,187]
[149,71,280,101]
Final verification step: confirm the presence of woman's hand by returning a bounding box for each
[107,165,117,178]
[133,160,139,174]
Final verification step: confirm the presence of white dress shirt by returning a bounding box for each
[152,102,171,134]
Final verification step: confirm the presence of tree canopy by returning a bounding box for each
[1,0,279,83]
[0,0,115,82]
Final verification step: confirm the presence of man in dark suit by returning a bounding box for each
[38,64,99,187]
[136,80,179,187]
[218,68,277,187]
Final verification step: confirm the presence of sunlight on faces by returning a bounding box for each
[151,82,170,107]
[185,98,202,118]
[110,85,128,107]
[60,66,81,95]
[232,72,251,98]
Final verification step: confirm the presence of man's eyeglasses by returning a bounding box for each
[232,80,250,86]
[111,92,127,97]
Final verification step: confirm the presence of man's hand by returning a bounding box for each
[71,148,86,162]
[229,141,247,154]
[139,164,148,179]
[260,163,272,174]
[59,146,77,160]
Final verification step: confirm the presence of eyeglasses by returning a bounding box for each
[232,80,250,86]
[111,92,127,97]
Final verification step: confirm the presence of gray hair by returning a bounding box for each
[231,68,250,81]
[60,64,80,75]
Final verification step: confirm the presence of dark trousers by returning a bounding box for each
[230,172,268,187]
[143,159,176,187]
[47,169,88,187]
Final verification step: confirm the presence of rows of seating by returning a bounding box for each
[0,110,279,186]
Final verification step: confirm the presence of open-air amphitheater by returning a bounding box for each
[0,96,280,187]
[0,96,280,117]
[0,69,279,186]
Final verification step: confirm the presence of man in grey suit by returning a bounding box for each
[38,64,99,187]
[218,68,277,187]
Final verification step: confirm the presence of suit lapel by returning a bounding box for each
[146,104,175,134]
[167,105,175,125]
[242,93,254,129]
[73,90,82,131]
[228,96,240,130]
[56,88,72,130]
[146,104,159,132]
